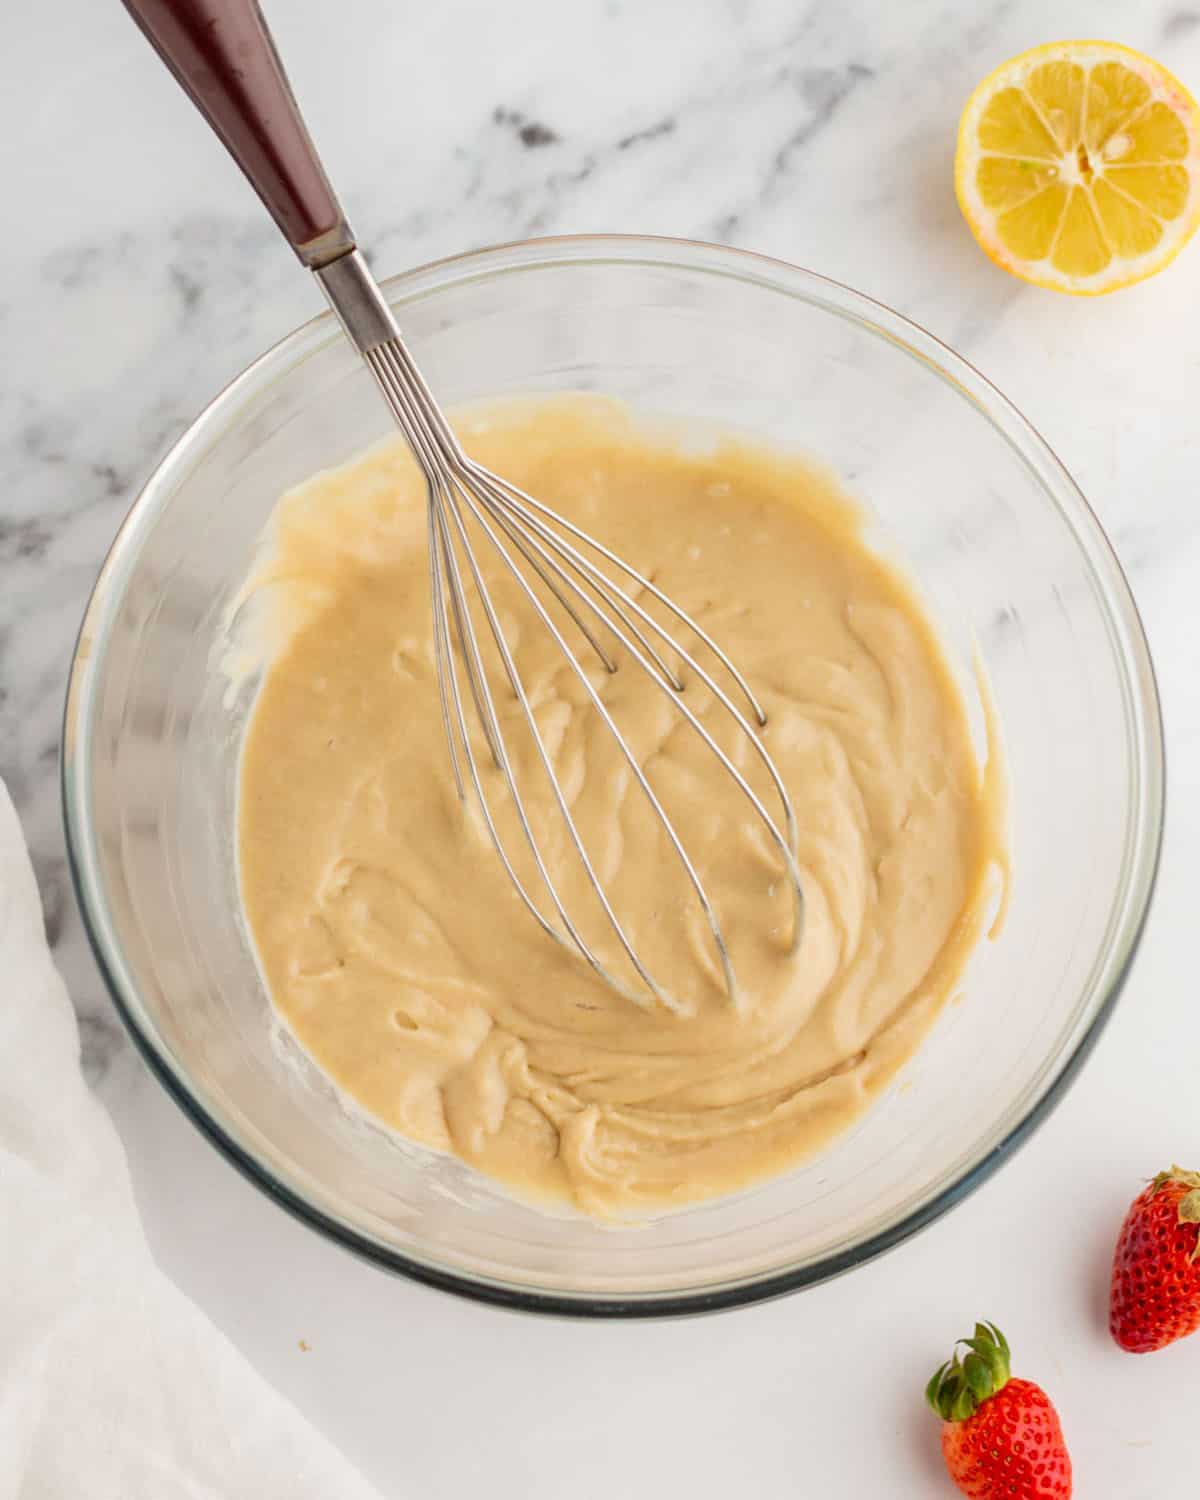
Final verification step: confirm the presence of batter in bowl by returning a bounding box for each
[236,398,1006,1218]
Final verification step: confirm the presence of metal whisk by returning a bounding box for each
[124,0,804,1010]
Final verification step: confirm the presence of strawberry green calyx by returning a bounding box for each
[1154,1166,1200,1262]
[1150,1165,1200,1195]
[925,1322,1011,1422]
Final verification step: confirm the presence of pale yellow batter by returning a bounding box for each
[236,399,1005,1218]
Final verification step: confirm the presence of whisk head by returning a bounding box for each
[359,334,804,1014]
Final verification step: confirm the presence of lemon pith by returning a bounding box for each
[956,41,1200,293]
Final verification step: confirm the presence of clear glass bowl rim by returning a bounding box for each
[61,233,1166,1319]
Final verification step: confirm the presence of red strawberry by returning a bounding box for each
[926,1322,1072,1498]
[1110,1164,1200,1353]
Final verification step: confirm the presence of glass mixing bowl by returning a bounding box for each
[62,235,1163,1316]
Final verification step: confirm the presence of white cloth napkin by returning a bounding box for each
[0,779,381,1500]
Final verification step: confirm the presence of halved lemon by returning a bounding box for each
[956,41,1200,293]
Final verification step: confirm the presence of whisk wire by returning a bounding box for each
[485,514,619,675]
[465,465,804,941]
[436,482,508,768]
[483,470,773,727]
[445,470,739,1009]
[429,506,596,974]
[427,499,464,799]
[437,479,688,1011]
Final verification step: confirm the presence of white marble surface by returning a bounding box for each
[3,0,1200,1493]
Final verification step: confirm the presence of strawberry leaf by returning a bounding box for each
[925,1362,950,1414]
[963,1352,992,1400]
